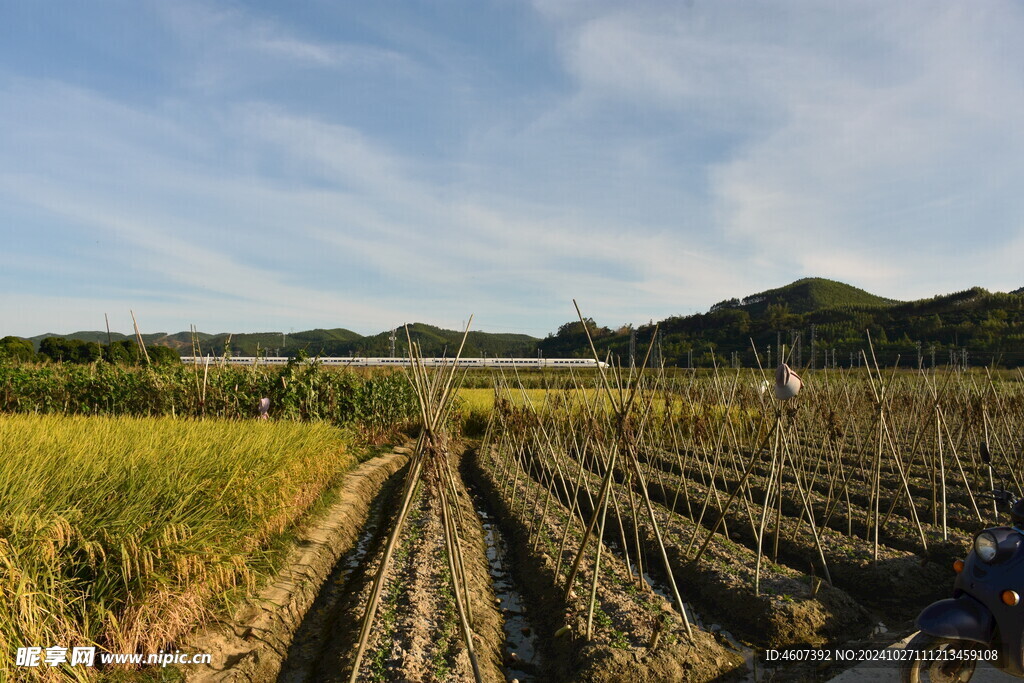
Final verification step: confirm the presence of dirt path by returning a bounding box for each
[181,448,410,682]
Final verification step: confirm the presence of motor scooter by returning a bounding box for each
[902,442,1024,682]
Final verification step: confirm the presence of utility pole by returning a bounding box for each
[810,324,816,369]
[650,329,662,369]
[629,328,636,369]
[389,328,396,358]
[916,341,923,370]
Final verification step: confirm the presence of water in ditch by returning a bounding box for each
[475,505,541,683]
[277,474,399,683]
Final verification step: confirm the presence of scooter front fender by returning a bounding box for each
[916,595,995,644]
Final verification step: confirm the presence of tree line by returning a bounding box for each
[0,336,178,365]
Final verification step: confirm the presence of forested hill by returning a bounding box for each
[717,277,899,315]
[536,278,1024,369]
[9,278,1024,368]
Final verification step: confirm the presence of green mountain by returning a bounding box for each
[29,331,128,347]
[540,280,1024,369]
[26,324,538,359]
[28,331,212,352]
[16,278,1024,368]
[350,323,536,358]
[719,277,899,315]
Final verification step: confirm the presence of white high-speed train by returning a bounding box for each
[179,356,607,369]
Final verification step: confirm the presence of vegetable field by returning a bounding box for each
[4,347,1024,681]
[264,356,1024,682]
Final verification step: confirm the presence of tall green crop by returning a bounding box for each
[0,362,418,438]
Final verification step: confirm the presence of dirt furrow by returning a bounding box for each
[517,444,873,649]
[183,448,411,682]
[468,444,746,682]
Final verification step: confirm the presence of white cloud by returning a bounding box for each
[532,1,1024,298]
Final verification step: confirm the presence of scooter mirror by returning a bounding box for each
[980,441,991,465]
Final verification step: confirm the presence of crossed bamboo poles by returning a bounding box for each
[487,326,1007,631]
[348,319,482,683]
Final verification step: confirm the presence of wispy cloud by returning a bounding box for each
[153,1,413,92]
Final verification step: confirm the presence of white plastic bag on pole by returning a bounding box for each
[774,363,802,400]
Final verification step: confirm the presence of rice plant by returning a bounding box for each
[0,414,357,680]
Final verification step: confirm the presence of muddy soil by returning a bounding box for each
[642,446,974,564]
[524,437,950,621]
[635,463,954,621]
[468,445,746,682]
[646,443,988,548]
[471,497,543,681]
[518,445,872,649]
[293,449,505,683]
[277,463,405,682]
[182,449,411,682]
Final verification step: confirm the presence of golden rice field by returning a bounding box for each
[455,387,748,423]
[0,414,356,681]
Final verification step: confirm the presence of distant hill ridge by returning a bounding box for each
[16,278,1024,367]
[27,322,539,359]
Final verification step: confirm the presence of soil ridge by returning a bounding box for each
[182,448,411,682]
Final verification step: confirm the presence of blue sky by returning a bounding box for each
[2,1,1022,338]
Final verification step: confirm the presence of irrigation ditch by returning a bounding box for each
[179,436,916,682]
[183,449,411,682]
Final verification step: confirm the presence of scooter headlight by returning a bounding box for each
[975,532,999,563]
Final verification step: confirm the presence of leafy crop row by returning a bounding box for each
[0,361,418,438]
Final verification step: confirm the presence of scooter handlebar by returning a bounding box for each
[981,489,1019,506]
